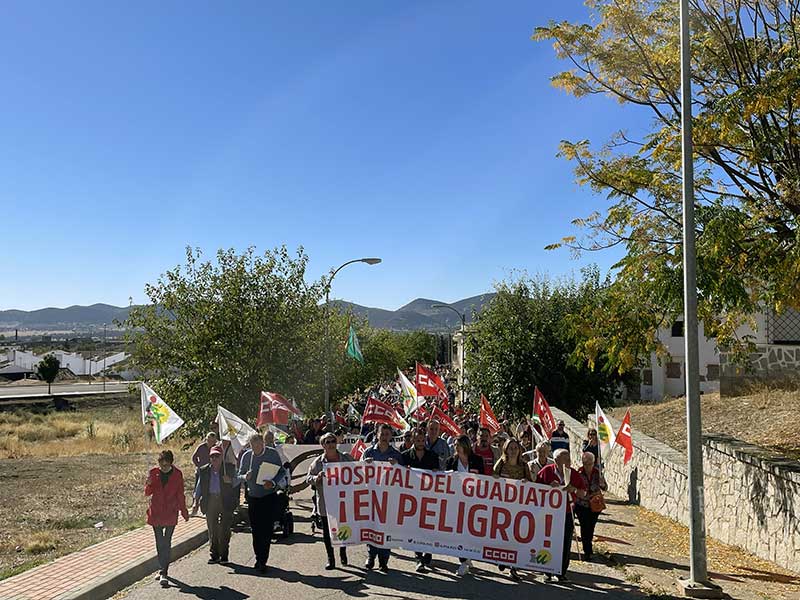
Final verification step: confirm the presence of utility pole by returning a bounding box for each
[677,0,721,596]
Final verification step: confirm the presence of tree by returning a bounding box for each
[37,354,60,394]
[535,0,800,372]
[330,325,437,403]
[125,246,327,437]
[464,269,626,418]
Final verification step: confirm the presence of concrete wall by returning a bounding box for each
[551,406,800,574]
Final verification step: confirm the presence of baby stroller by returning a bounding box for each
[271,462,295,539]
[231,462,295,539]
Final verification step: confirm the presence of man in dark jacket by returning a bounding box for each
[195,445,239,564]
[399,428,439,572]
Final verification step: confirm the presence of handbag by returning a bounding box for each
[589,492,606,513]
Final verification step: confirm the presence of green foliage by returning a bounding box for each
[465,268,625,418]
[126,246,328,437]
[535,0,800,371]
[36,354,60,394]
[331,327,437,401]
[125,245,437,437]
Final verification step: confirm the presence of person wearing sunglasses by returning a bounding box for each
[397,431,414,452]
[307,432,354,570]
[582,429,600,464]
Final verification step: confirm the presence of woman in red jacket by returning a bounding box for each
[145,450,189,587]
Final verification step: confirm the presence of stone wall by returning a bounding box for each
[550,406,800,573]
[720,344,800,395]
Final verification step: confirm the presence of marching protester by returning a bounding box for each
[194,445,238,564]
[191,432,218,515]
[549,419,570,452]
[425,419,452,470]
[304,419,324,444]
[145,450,189,587]
[307,433,353,570]
[238,432,287,574]
[362,423,403,571]
[528,440,554,474]
[472,427,496,475]
[445,434,485,577]
[492,438,533,581]
[399,427,439,572]
[397,430,413,453]
[574,451,607,561]
[536,448,587,582]
[582,428,600,464]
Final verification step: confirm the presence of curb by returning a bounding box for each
[59,528,208,600]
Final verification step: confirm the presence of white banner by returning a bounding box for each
[322,463,566,574]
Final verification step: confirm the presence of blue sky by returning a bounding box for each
[1,1,650,311]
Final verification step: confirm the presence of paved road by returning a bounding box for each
[0,381,132,398]
[117,490,651,600]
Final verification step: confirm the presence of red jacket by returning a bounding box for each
[145,466,189,526]
[535,463,587,514]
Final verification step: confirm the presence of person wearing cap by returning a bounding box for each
[549,420,571,453]
[195,444,239,564]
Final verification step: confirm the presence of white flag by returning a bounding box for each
[141,383,184,444]
[346,403,361,421]
[217,405,256,456]
[398,368,424,417]
[595,401,617,454]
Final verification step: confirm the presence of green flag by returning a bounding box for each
[346,324,364,364]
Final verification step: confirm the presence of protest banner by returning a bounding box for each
[322,463,566,574]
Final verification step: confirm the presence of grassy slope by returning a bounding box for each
[612,387,800,460]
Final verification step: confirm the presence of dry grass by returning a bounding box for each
[0,449,195,580]
[0,402,153,458]
[613,385,800,459]
[23,532,59,555]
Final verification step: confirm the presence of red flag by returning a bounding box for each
[362,397,407,430]
[431,405,463,437]
[257,391,302,427]
[350,438,367,461]
[257,392,289,426]
[615,409,634,465]
[335,412,347,426]
[533,387,557,438]
[479,394,500,435]
[415,405,430,421]
[440,393,450,412]
[415,363,448,401]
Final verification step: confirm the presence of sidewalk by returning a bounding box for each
[0,517,207,600]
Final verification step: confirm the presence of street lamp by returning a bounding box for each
[678,1,718,596]
[324,257,382,423]
[431,304,466,406]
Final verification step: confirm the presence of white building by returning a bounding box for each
[1,349,129,376]
[641,308,800,400]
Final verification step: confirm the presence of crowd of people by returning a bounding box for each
[144,399,609,587]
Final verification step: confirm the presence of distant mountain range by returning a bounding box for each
[0,294,495,333]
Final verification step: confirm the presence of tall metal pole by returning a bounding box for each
[103,324,107,392]
[323,258,381,426]
[680,0,709,586]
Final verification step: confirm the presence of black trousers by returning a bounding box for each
[248,493,278,565]
[152,525,175,576]
[321,517,348,564]
[561,513,575,576]
[574,504,600,558]
[415,552,432,565]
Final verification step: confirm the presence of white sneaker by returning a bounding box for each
[457,560,470,576]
